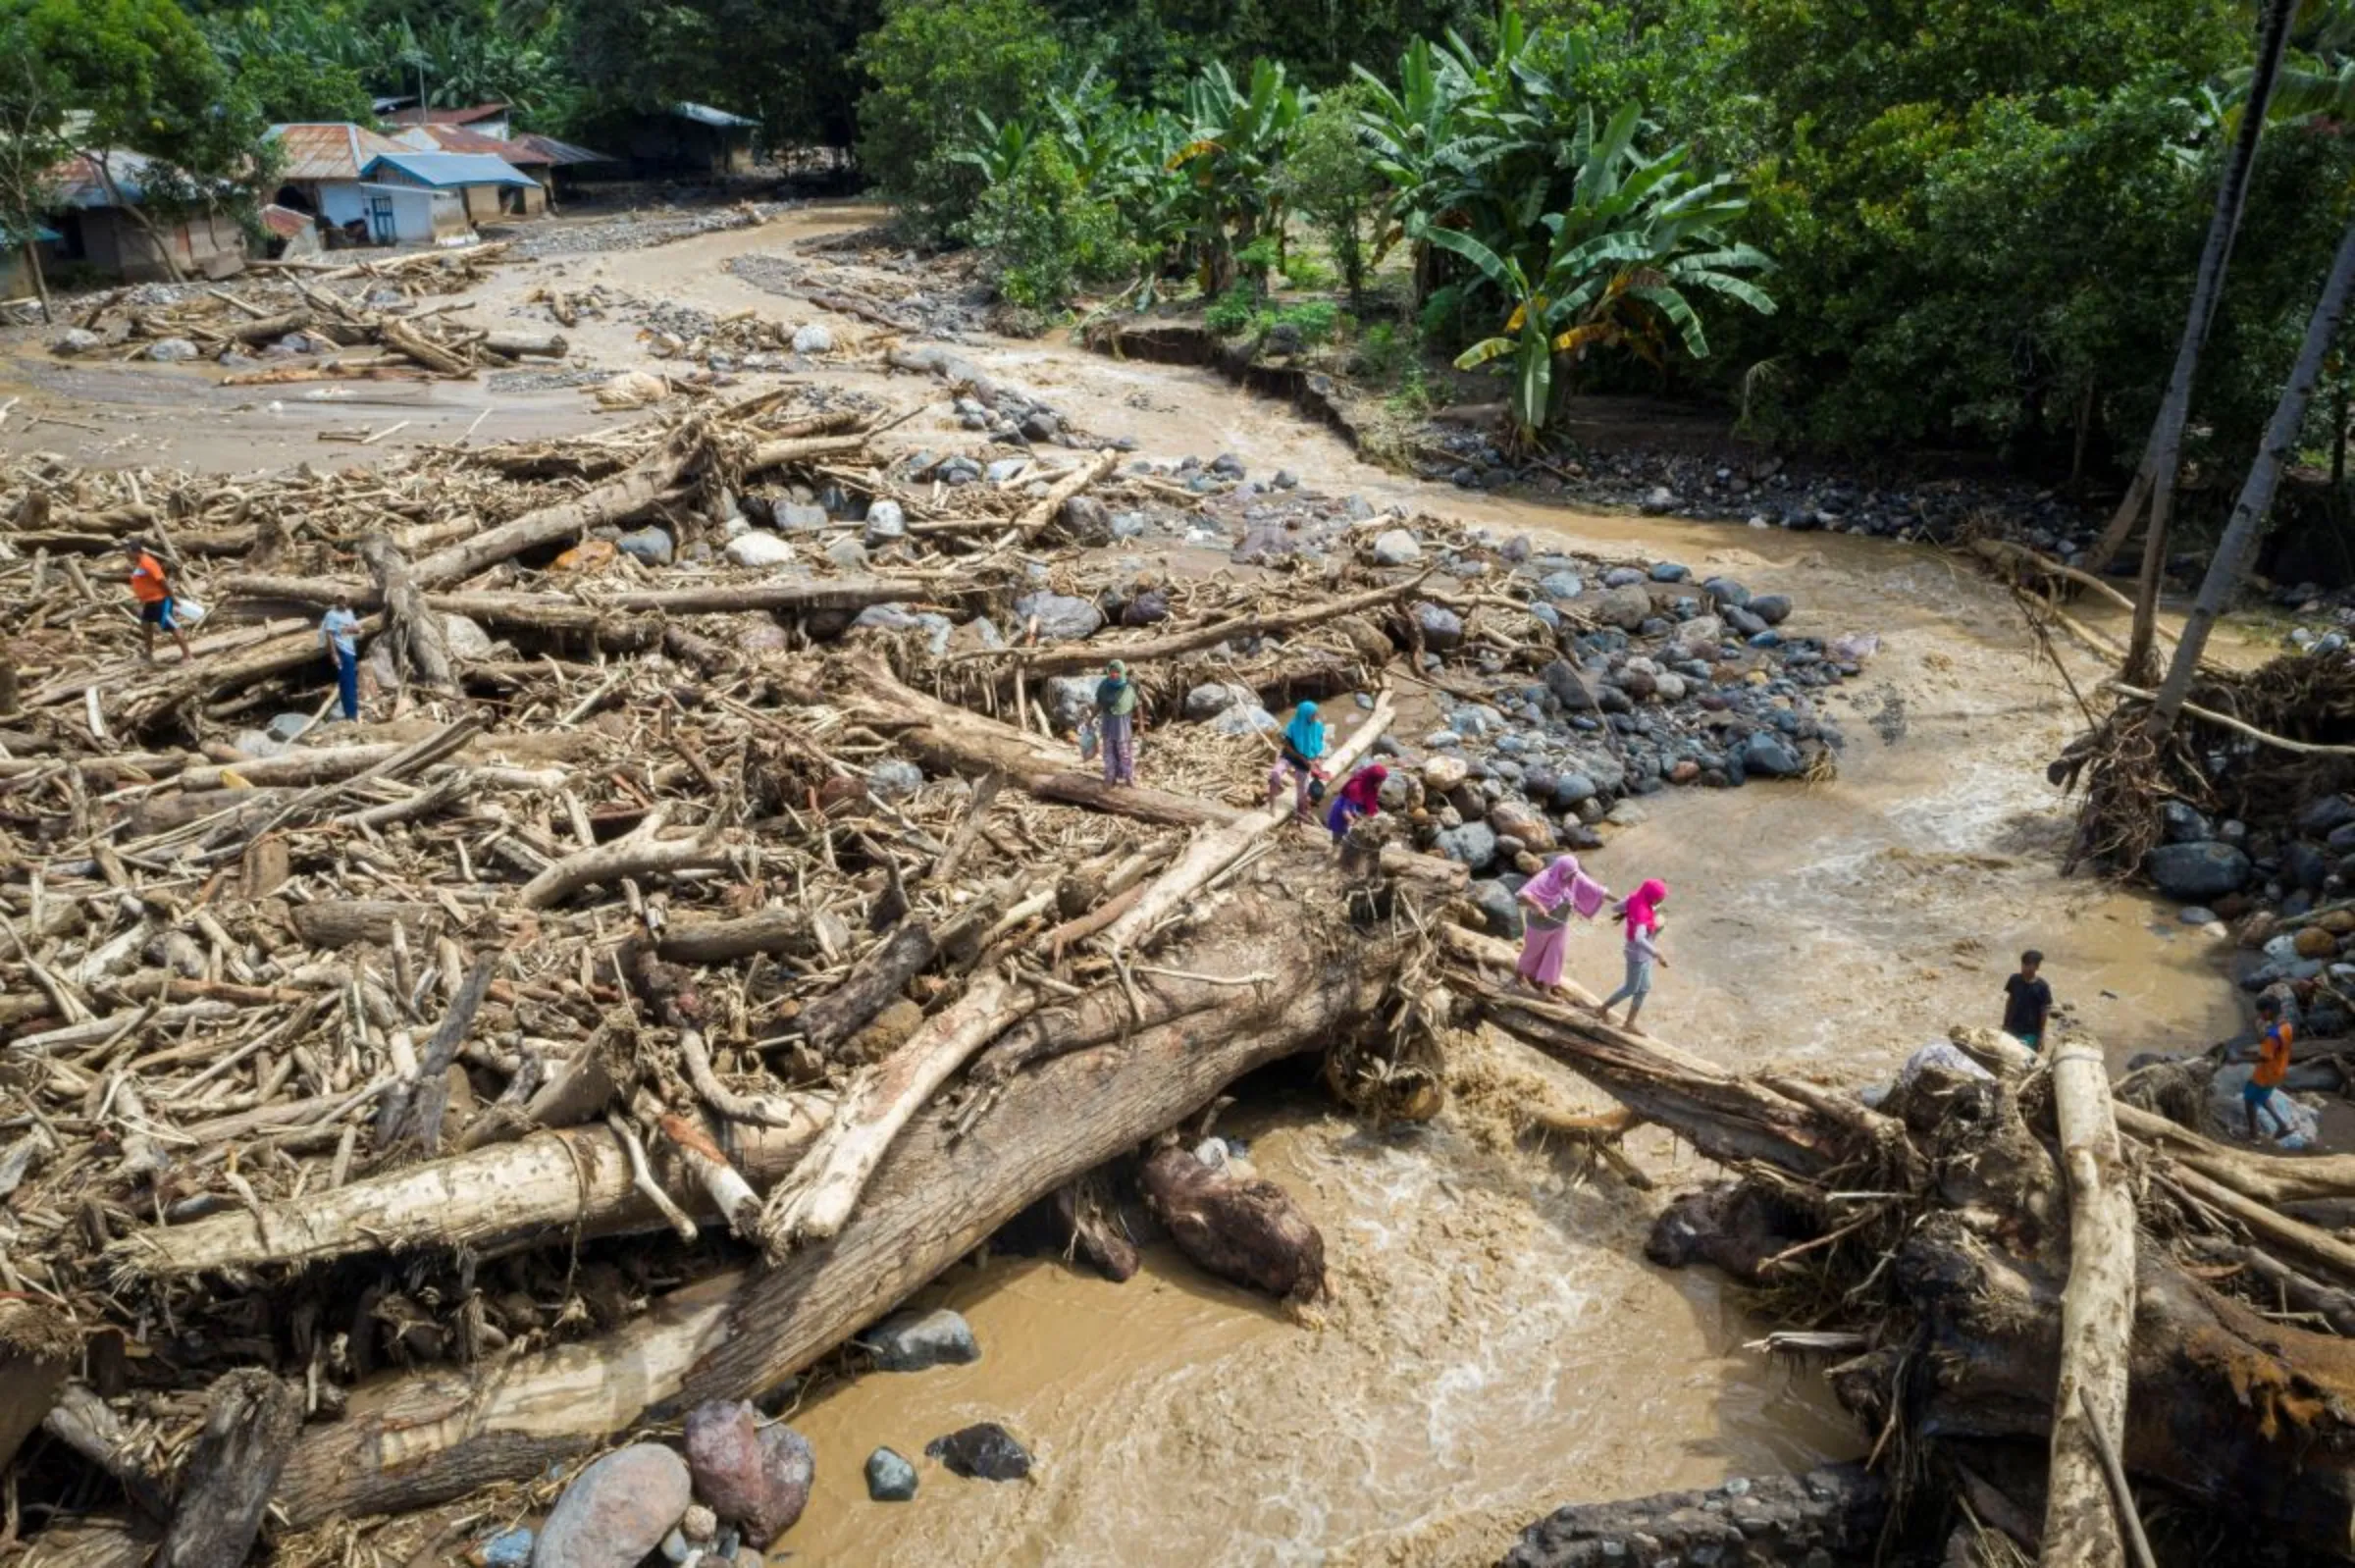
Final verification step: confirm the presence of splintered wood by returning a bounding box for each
[0,389,1443,1561]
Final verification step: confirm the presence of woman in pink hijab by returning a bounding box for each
[1595,879,1669,1034]
[1514,853,1611,994]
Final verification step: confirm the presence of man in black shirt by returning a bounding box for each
[2003,949,2053,1052]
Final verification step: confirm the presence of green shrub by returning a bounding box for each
[1352,321,1416,383]
[1270,299,1339,344]
[1279,250,1334,289]
[1204,284,1264,336]
[856,0,1066,243]
[965,141,1131,311]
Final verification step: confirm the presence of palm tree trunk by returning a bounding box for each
[2085,0,2296,578]
[2146,213,2355,741]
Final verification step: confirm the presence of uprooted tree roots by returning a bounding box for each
[1458,970,2355,1566]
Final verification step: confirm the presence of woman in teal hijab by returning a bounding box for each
[1094,658,1138,785]
[1269,700,1327,819]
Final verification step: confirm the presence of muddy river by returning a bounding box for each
[0,204,2250,1564]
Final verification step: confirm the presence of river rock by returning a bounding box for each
[1434,820,1498,870]
[481,1527,534,1567]
[863,1306,979,1371]
[1750,594,1794,626]
[1183,682,1251,720]
[1701,575,1752,608]
[2286,840,2331,893]
[791,322,834,354]
[1653,671,1689,703]
[723,531,793,568]
[681,1401,814,1546]
[1550,772,1597,809]
[535,1444,691,1568]
[1210,704,1278,736]
[863,499,907,546]
[2162,800,2216,844]
[774,501,829,532]
[1543,659,1597,710]
[2299,795,2355,835]
[1537,570,1585,601]
[1470,879,1523,938]
[1502,1464,1886,1568]
[1413,601,1464,651]
[865,1447,917,1502]
[1371,529,1423,566]
[1042,675,1097,731]
[1741,730,1805,778]
[1639,488,1680,514]
[1592,585,1652,631]
[146,337,200,363]
[1056,495,1112,546]
[615,525,674,566]
[2296,926,2339,960]
[924,1423,1032,1482]
[2210,1063,2321,1144]
[1489,797,1555,852]
[1014,591,1103,642]
[2146,841,2254,902]
[824,537,869,571]
[52,327,103,356]
[1648,560,1692,583]
[1423,755,1470,791]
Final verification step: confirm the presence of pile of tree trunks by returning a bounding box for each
[1447,933,2355,1567]
[0,399,1492,1562]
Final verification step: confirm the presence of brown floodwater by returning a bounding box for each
[3,205,2254,1563]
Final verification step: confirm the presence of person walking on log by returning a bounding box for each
[1269,700,1328,820]
[1324,763,1388,844]
[1516,853,1611,995]
[2001,949,2053,1054]
[123,540,192,664]
[2246,995,2298,1143]
[319,594,363,723]
[1595,879,1668,1035]
[1095,657,1139,786]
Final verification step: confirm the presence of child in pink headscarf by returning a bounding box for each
[1515,853,1611,994]
[1595,879,1668,1034]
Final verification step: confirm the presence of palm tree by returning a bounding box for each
[2084,0,2297,684]
[2146,211,2355,739]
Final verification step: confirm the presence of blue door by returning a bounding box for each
[369,195,395,244]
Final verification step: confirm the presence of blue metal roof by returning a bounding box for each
[360,151,537,189]
[673,102,758,129]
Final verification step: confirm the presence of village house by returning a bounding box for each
[611,102,759,178]
[360,150,540,230]
[386,102,516,141]
[45,151,245,283]
[392,124,552,215]
[266,123,532,246]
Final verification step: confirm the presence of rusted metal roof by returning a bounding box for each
[267,123,412,183]
[393,125,552,167]
[510,132,612,167]
[260,204,311,239]
[386,103,508,128]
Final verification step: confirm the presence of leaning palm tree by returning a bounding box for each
[2145,210,2355,739]
[2085,0,2297,678]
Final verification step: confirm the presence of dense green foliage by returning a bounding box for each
[855,0,1066,240]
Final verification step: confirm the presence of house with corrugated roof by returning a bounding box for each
[392,125,552,216]
[265,122,413,218]
[611,102,759,178]
[47,150,245,282]
[386,102,515,141]
[361,150,539,229]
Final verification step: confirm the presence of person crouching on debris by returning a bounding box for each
[2002,948,2053,1053]
[1269,700,1327,819]
[1095,657,1138,786]
[1595,879,1668,1035]
[1516,852,1611,995]
[319,594,362,723]
[2247,995,2297,1142]
[1324,763,1388,844]
[124,540,192,664]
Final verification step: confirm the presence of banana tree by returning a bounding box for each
[950,110,1038,189]
[1168,58,1305,294]
[1427,226,1557,445]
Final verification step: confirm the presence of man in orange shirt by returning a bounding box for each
[122,540,192,663]
[2246,995,2295,1141]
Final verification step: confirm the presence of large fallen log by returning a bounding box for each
[820,655,1241,828]
[268,903,1399,1525]
[356,531,452,689]
[408,450,693,590]
[110,1111,826,1280]
[219,576,936,621]
[2042,1041,2136,1568]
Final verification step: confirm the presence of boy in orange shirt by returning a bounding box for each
[2246,996,2294,1141]
[122,540,192,663]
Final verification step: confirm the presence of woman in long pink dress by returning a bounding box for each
[1515,853,1611,992]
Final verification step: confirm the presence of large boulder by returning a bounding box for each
[534,1444,691,1568]
[1591,584,1653,631]
[862,1307,979,1372]
[1740,730,1805,778]
[1542,659,1597,711]
[1014,591,1104,642]
[2146,841,2253,902]
[1183,682,1253,721]
[1434,820,1498,871]
[1413,601,1464,651]
[1488,797,1556,852]
[723,531,794,568]
[681,1401,814,1546]
[1371,528,1424,566]
[1042,675,1098,731]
